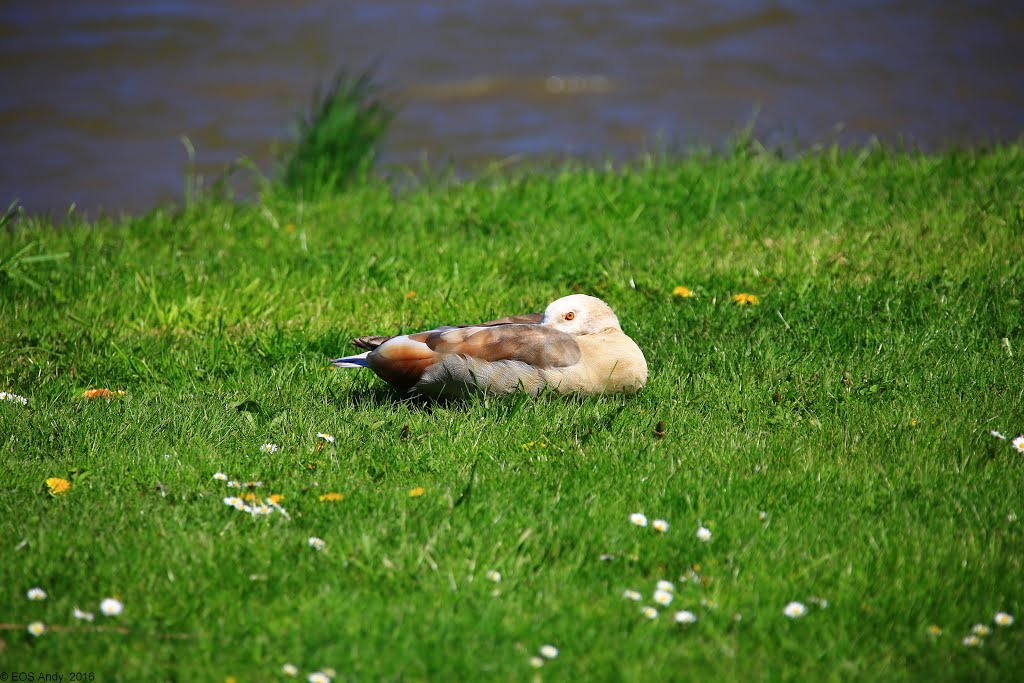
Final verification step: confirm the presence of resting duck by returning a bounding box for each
[331,294,647,397]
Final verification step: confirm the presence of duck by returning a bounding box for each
[331,294,647,397]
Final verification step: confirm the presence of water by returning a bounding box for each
[2,0,1022,215]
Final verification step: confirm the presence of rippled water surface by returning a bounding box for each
[2,1,1022,214]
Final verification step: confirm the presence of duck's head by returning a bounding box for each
[541,294,621,335]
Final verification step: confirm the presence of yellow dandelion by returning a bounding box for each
[732,293,760,306]
[45,477,71,496]
[672,286,694,298]
[268,494,283,504]
[927,624,943,636]
[405,290,416,300]
[319,492,345,502]
[409,487,426,497]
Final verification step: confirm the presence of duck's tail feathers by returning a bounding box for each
[352,335,391,351]
[331,351,371,368]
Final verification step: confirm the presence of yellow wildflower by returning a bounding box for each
[672,286,694,298]
[319,492,344,502]
[732,293,760,306]
[409,487,426,497]
[45,477,71,495]
[405,291,416,300]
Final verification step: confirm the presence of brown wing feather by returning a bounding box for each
[424,325,581,368]
[367,337,438,390]
[351,312,542,350]
[469,312,543,328]
[351,335,391,351]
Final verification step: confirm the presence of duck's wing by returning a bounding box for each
[364,324,580,390]
[421,323,579,367]
[350,312,543,351]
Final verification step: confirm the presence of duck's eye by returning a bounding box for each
[565,311,575,321]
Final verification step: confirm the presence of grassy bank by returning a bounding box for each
[2,143,1024,681]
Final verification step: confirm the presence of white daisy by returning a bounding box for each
[1013,435,1024,453]
[529,656,544,668]
[308,536,326,551]
[486,570,502,583]
[994,612,1014,627]
[27,621,45,636]
[674,610,698,624]
[261,443,279,453]
[73,607,95,622]
[213,472,229,481]
[656,580,675,593]
[640,606,658,619]
[962,635,982,647]
[100,597,124,616]
[0,391,29,405]
[622,589,642,601]
[317,432,336,444]
[991,430,1006,440]
[539,644,558,659]
[652,519,669,532]
[27,587,47,601]
[783,601,807,618]
[758,511,768,522]
[226,480,241,488]
[308,673,330,683]
[971,623,991,636]
[224,496,243,507]
[653,589,673,606]
[281,663,299,676]
[599,553,615,561]
[630,512,648,527]
[696,526,712,542]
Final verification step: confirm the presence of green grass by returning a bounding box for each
[2,142,1024,681]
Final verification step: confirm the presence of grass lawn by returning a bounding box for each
[2,142,1023,681]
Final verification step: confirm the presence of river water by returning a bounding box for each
[2,1,1022,215]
